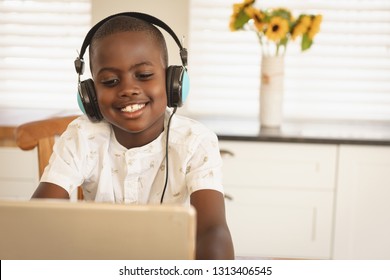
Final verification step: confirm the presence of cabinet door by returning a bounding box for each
[334,145,390,259]
[219,141,337,259]
[0,147,39,199]
[225,187,334,259]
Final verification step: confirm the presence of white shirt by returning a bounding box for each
[41,110,224,205]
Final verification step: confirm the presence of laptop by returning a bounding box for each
[0,199,196,260]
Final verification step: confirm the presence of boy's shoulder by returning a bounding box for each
[172,113,213,130]
[67,115,111,136]
[170,113,218,142]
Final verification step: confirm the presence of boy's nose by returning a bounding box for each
[119,76,140,97]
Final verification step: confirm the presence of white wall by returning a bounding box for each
[91,0,189,66]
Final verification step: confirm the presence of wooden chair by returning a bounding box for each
[14,115,83,199]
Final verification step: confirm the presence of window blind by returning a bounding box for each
[186,0,390,122]
[0,0,91,110]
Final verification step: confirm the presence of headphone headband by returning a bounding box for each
[75,12,187,75]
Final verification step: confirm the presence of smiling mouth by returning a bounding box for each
[120,103,146,113]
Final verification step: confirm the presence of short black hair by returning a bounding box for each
[89,15,169,69]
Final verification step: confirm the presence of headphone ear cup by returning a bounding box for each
[78,79,103,122]
[166,66,189,108]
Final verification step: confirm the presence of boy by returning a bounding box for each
[32,14,234,260]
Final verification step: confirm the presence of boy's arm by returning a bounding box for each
[190,189,235,260]
[32,182,70,199]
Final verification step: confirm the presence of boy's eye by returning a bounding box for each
[137,72,153,80]
[101,78,119,87]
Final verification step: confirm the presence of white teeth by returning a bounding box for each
[121,103,145,113]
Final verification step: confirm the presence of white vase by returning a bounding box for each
[259,55,285,128]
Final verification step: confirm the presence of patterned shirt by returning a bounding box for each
[40,110,224,205]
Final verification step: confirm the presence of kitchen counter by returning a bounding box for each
[1,108,390,146]
[196,116,390,146]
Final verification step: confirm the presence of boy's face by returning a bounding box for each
[90,31,167,144]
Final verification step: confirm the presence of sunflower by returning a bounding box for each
[265,16,289,42]
[307,15,322,39]
[244,6,266,32]
[291,24,306,40]
[291,15,311,40]
[229,0,256,31]
[229,0,322,54]
[300,15,312,27]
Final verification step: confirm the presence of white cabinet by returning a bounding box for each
[219,141,337,259]
[220,140,390,260]
[0,147,39,200]
[333,145,390,259]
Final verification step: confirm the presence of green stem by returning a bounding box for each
[256,32,264,55]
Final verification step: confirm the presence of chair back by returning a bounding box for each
[14,115,82,199]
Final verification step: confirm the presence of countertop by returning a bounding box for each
[196,116,390,146]
[1,109,390,146]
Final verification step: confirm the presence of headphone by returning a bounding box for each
[74,12,190,122]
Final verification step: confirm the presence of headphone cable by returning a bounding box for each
[160,107,177,204]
